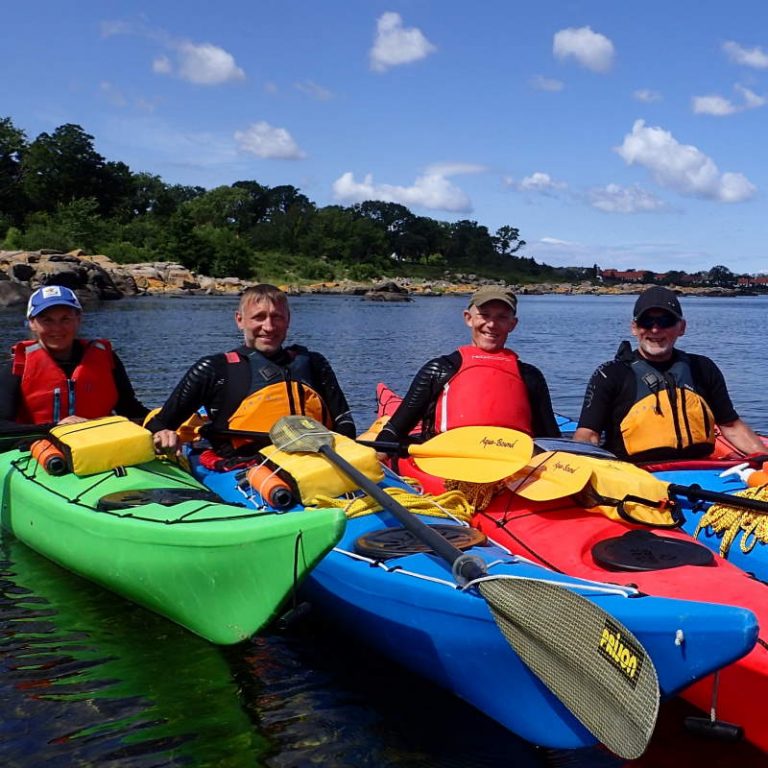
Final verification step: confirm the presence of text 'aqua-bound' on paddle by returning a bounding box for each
[410,426,534,483]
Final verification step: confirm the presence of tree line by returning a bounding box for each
[0,116,579,284]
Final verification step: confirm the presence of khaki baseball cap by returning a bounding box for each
[467,286,517,313]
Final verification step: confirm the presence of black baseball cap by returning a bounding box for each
[633,286,683,320]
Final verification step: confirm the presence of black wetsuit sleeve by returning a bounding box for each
[309,352,356,438]
[378,354,459,442]
[576,360,625,435]
[692,355,739,423]
[0,360,48,432]
[144,356,224,432]
[520,362,561,438]
[111,353,150,422]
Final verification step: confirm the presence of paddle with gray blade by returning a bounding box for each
[268,416,660,759]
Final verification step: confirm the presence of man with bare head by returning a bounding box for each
[149,284,355,454]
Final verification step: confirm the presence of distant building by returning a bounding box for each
[599,269,647,282]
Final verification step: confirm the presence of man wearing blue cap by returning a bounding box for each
[574,285,764,460]
[0,285,148,431]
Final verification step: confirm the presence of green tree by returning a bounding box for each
[708,264,736,287]
[494,225,526,256]
[21,124,108,212]
[0,116,29,226]
[22,197,105,251]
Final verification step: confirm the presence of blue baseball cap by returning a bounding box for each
[26,285,83,319]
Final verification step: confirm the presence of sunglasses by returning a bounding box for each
[636,313,679,330]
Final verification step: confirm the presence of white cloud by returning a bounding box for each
[332,165,478,212]
[153,56,172,75]
[737,84,766,108]
[589,183,668,213]
[692,84,766,115]
[553,26,615,73]
[633,89,661,103]
[723,40,768,69]
[530,75,564,92]
[370,12,437,72]
[692,94,738,116]
[234,122,306,160]
[174,42,245,85]
[101,19,244,85]
[294,80,333,100]
[616,119,756,202]
[518,172,568,193]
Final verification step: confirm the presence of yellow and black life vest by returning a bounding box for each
[226,347,331,434]
[619,352,715,459]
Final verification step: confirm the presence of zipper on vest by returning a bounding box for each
[53,387,61,423]
[296,381,307,415]
[68,379,76,416]
[284,371,298,415]
[439,383,450,433]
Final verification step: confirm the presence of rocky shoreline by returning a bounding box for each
[0,249,754,311]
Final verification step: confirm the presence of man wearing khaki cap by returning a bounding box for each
[378,285,560,442]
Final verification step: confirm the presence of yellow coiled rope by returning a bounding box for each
[694,484,768,556]
[444,479,506,512]
[309,486,474,523]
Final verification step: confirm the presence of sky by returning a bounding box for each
[2,1,767,274]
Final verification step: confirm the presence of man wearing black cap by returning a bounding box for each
[377,285,560,443]
[573,285,764,460]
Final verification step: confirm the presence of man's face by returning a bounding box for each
[631,311,686,362]
[28,306,81,358]
[236,297,289,353]
[463,300,517,352]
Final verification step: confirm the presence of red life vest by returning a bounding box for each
[434,345,533,434]
[12,339,119,424]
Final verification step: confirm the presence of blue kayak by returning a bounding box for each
[189,449,758,752]
[646,460,768,581]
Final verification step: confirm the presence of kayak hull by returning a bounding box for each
[0,449,345,644]
[190,451,758,751]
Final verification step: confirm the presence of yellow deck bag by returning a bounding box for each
[260,433,384,506]
[50,416,156,476]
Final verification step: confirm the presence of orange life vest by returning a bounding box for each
[434,345,533,434]
[226,347,330,433]
[12,339,118,424]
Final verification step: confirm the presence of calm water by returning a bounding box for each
[1,293,767,767]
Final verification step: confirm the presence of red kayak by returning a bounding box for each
[373,383,768,754]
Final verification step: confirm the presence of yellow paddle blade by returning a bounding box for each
[539,452,678,526]
[411,427,534,483]
[505,451,593,501]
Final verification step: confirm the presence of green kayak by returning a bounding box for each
[0,448,345,644]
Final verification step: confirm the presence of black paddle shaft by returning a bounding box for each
[205,426,406,455]
[317,444,486,582]
[668,483,768,514]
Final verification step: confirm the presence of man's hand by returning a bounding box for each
[153,428,180,455]
[56,415,89,426]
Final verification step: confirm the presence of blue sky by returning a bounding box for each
[2,1,767,274]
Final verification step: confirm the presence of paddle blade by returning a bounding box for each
[269,415,334,453]
[505,451,592,501]
[479,579,659,759]
[411,427,534,483]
